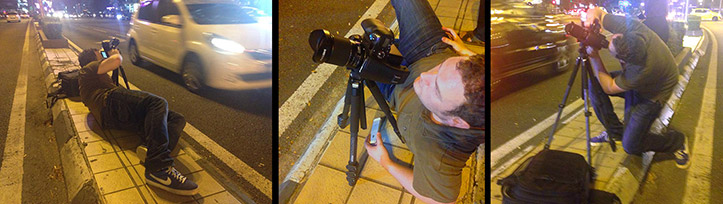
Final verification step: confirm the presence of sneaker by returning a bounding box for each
[146,167,198,196]
[674,132,690,169]
[589,131,621,146]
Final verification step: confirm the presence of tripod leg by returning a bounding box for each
[338,78,353,128]
[546,57,582,148]
[346,80,363,186]
[359,83,367,130]
[584,61,617,153]
[581,58,593,165]
[365,81,405,143]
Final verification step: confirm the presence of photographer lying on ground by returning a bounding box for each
[77,48,199,195]
[582,8,688,168]
[364,0,484,203]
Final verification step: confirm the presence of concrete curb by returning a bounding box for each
[603,31,709,203]
[33,22,105,204]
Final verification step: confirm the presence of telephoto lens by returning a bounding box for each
[564,22,609,49]
[309,29,362,67]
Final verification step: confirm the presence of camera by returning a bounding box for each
[565,20,609,50]
[308,18,409,84]
[100,38,121,58]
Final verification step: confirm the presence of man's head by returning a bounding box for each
[413,54,484,129]
[78,48,101,67]
[609,33,647,65]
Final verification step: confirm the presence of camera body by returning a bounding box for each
[100,38,121,58]
[309,18,409,84]
[564,20,609,50]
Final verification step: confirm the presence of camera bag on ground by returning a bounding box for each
[47,69,80,108]
[497,148,593,203]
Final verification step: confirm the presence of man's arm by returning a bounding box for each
[441,27,478,56]
[365,135,454,204]
[97,49,122,74]
[587,47,626,94]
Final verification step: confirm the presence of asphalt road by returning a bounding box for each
[0,19,68,202]
[278,0,399,178]
[633,21,723,203]
[490,36,623,157]
[59,18,272,201]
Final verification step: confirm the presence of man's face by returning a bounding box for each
[413,56,467,125]
[609,33,624,63]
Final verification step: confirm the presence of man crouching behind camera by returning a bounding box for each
[363,0,484,203]
[583,8,688,168]
[77,48,199,195]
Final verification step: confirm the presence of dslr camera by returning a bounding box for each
[308,18,409,84]
[100,38,121,58]
[564,19,609,50]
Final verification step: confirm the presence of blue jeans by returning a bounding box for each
[588,71,683,155]
[101,88,185,172]
[377,0,452,99]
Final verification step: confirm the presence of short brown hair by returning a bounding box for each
[447,54,484,128]
[78,48,99,67]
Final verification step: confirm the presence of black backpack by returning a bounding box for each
[498,149,594,203]
[47,69,80,108]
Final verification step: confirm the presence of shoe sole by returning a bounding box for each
[589,140,622,146]
[147,178,198,196]
[676,135,690,169]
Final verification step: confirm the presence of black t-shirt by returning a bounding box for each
[79,61,117,124]
[390,49,485,202]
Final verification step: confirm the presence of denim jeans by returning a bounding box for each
[101,88,185,172]
[377,0,453,99]
[588,71,682,155]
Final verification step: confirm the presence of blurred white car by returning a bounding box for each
[6,11,21,22]
[19,13,29,19]
[128,0,272,92]
[690,8,722,21]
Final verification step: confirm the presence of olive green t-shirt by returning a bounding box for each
[603,15,678,102]
[390,49,485,203]
[79,60,117,124]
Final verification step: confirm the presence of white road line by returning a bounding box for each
[491,99,583,168]
[116,75,272,198]
[0,23,31,203]
[278,0,391,137]
[283,18,400,185]
[683,26,717,204]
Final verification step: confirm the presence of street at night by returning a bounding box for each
[0,0,272,201]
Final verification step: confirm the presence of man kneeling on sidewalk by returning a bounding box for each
[77,48,199,195]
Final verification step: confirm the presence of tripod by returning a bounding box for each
[338,71,404,186]
[546,44,617,165]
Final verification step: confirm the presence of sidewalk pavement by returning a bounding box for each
[37,27,243,203]
[286,0,483,203]
[490,33,706,203]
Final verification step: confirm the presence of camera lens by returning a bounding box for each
[309,29,357,67]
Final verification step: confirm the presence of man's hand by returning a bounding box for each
[109,48,120,56]
[441,27,477,56]
[585,46,600,58]
[365,132,390,166]
[584,7,607,30]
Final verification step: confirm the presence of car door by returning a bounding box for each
[133,0,163,63]
[154,0,184,72]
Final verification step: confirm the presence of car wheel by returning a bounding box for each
[714,17,719,21]
[182,58,205,93]
[129,41,144,66]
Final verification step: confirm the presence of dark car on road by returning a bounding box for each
[491,1,576,97]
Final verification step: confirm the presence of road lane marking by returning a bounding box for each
[491,99,583,174]
[683,26,717,204]
[283,18,400,185]
[278,0,391,137]
[0,23,31,203]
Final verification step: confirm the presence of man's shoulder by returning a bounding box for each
[79,61,100,75]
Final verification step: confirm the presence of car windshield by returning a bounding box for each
[8,12,17,15]
[695,10,707,13]
[186,4,257,24]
